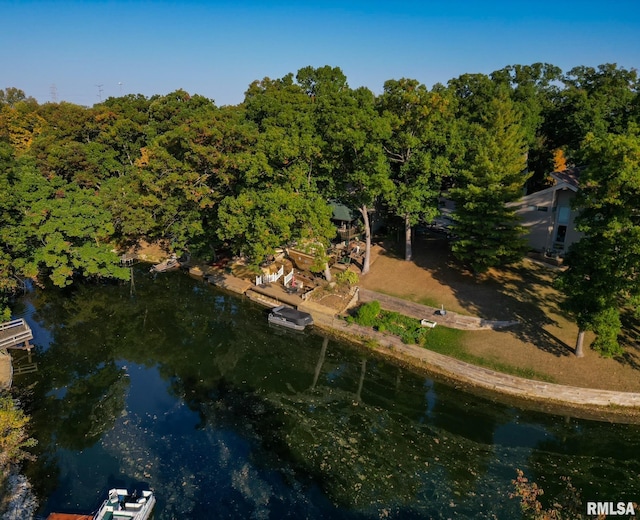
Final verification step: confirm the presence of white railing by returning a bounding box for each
[283,269,294,287]
[0,319,26,332]
[0,319,33,349]
[256,265,284,286]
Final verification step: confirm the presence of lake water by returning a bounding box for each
[10,269,640,519]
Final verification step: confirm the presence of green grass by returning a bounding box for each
[424,327,555,382]
[350,304,431,345]
[350,301,555,382]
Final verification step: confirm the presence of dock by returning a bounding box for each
[202,266,307,309]
[0,319,33,351]
[0,319,35,390]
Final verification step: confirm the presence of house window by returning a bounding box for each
[556,225,567,243]
[557,206,570,225]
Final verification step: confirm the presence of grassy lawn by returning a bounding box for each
[351,301,555,382]
[358,236,640,392]
[425,326,555,382]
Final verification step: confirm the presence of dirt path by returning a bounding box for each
[359,235,640,393]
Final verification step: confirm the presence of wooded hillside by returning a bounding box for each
[2,63,639,354]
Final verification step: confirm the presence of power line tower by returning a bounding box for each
[50,83,58,103]
[95,84,104,102]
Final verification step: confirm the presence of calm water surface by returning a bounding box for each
[10,269,640,519]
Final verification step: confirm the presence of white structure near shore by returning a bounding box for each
[508,168,583,256]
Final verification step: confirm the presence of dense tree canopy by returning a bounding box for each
[378,78,457,261]
[0,62,638,357]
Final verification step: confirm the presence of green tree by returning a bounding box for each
[215,72,334,268]
[449,91,529,273]
[0,143,19,320]
[4,160,129,287]
[0,395,37,491]
[491,63,563,189]
[557,126,640,357]
[102,91,223,252]
[0,95,44,157]
[305,67,391,274]
[217,186,333,267]
[378,78,456,260]
[545,64,639,157]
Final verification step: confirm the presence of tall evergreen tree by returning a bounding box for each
[449,92,529,273]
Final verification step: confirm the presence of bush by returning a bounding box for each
[590,307,624,357]
[353,301,381,327]
[335,270,359,286]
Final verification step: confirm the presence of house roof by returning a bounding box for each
[330,200,356,222]
[511,167,583,207]
[550,167,582,190]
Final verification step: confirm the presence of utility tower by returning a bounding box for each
[96,84,104,102]
[50,83,58,102]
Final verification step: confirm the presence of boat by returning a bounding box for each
[268,305,314,331]
[93,488,155,520]
[149,254,179,273]
[47,488,156,520]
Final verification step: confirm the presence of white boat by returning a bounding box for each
[268,305,314,331]
[92,489,156,520]
[150,255,179,273]
[48,488,156,520]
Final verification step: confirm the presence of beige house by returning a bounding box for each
[508,167,583,255]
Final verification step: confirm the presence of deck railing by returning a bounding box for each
[0,319,33,349]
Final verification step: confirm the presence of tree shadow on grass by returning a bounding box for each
[404,233,576,358]
[617,310,640,370]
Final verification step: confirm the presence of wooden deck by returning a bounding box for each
[0,319,33,350]
[0,319,34,390]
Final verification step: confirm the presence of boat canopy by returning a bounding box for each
[271,306,313,326]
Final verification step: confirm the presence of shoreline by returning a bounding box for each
[308,316,640,424]
[194,266,640,424]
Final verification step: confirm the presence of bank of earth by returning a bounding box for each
[156,234,640,422]
[342,236,640,421]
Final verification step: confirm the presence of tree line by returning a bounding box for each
[1,63,639,356]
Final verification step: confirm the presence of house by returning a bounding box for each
[508,167,583,256]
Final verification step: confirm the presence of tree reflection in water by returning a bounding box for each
[11,268,640,519]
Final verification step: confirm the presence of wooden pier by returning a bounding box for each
[0,319,36,389]
[0,319,33,351]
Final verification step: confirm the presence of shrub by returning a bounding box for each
[354,301,381,327]
[335,270,359,286]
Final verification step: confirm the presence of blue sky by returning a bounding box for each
[3,1,639,107]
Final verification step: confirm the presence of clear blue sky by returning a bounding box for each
[3,0,639,107]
